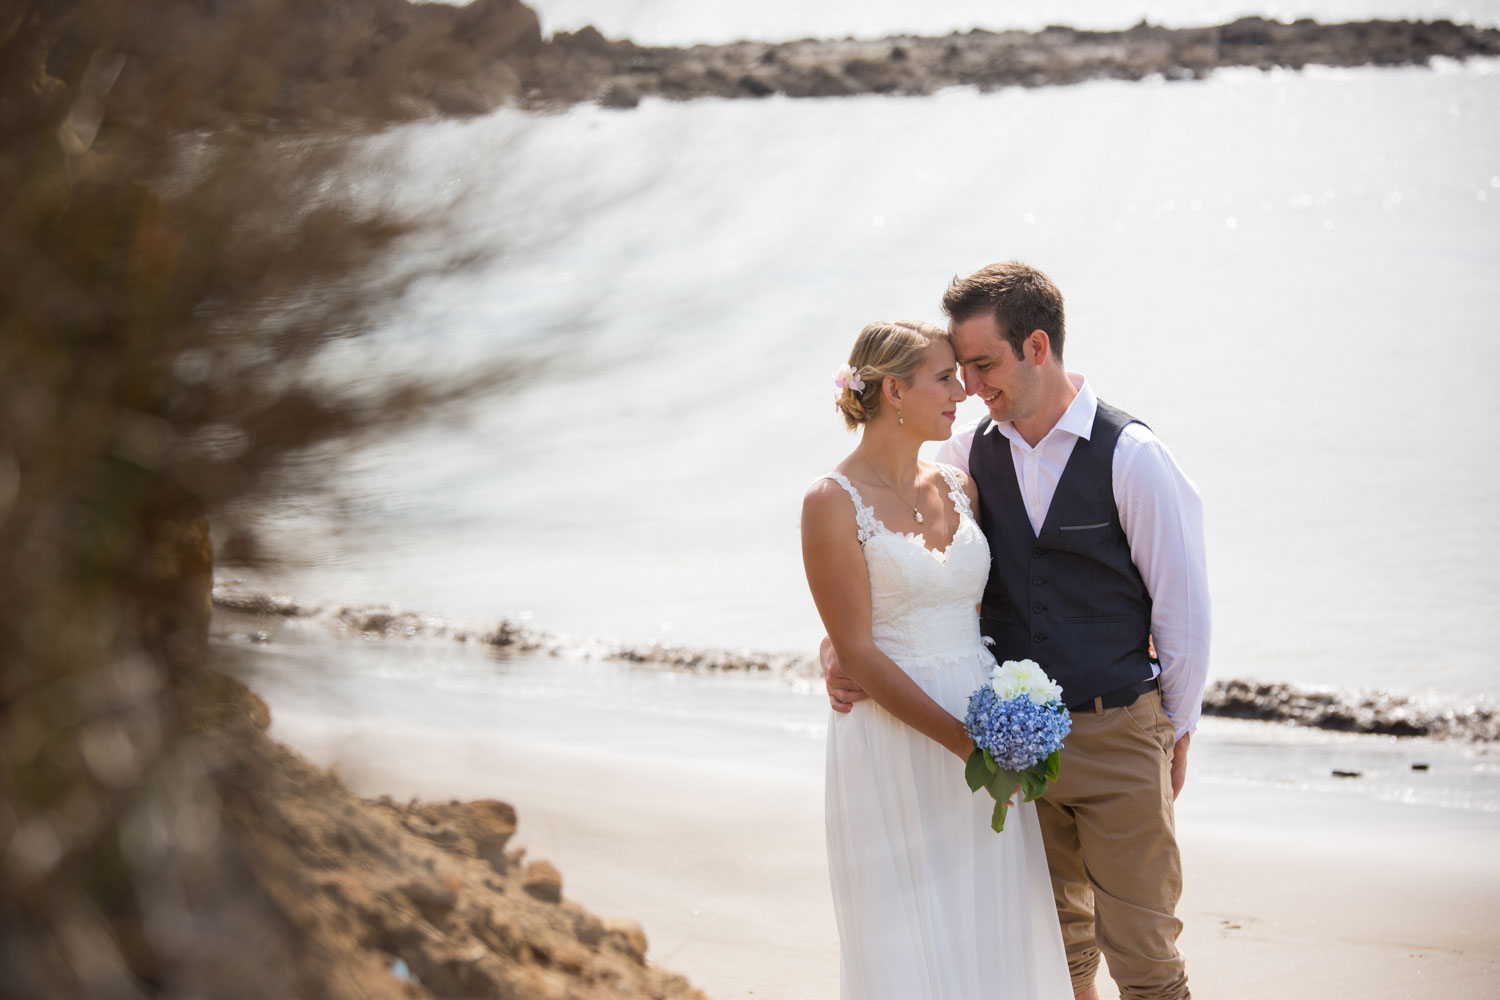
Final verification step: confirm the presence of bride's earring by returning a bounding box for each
[898,410,904,426]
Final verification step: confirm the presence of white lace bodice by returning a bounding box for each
[822,465,992,665]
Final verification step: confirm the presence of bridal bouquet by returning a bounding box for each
[963,659,1072,832]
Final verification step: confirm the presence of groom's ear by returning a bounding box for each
[1024,329,1051,366]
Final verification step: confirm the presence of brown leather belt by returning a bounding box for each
[1068,677,1159,715]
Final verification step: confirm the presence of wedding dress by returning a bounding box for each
[822,465,1072,1000]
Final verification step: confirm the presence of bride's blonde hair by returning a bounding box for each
[835,320,949,430]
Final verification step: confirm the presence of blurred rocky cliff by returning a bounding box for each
[2,2,710,996]
[12,0,546,130]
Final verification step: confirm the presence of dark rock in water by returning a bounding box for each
[1411,762,1431,771]
[598,82,641,108]
[1222,16,1280,46]
[482,620,542,652]
[782,65,856,98]
[555,24,615,54]
[737,74,776,97]
[325,604,461,640]
[519,15,1500,112]
[213,585,312,617]
[1200,678,1498,742]
[1332,769,1362,778]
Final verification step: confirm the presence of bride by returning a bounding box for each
[801,320,1071,999]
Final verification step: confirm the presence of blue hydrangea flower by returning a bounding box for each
[964,685,1072,772]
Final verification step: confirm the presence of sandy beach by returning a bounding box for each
[235,630,1500,1000]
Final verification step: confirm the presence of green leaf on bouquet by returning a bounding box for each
[985,768,1020,803]
[982,749,998,774]
[1044,749,1061,782]
[991,798,1010,832]
[964,748,989,793]
[1019,768,1047,803]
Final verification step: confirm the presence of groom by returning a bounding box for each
[823,261,1210,1000]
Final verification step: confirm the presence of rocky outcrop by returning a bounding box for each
[526,17,1500,109]
[221,720,709,999]
[55,4,1500,131]
[213,587,1500,742]
[1201,678,1500,742]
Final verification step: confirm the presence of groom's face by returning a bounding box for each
[950,313,1039,424]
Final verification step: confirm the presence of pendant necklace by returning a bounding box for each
[865,464,926,525]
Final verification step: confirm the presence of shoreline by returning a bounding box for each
[213,584,1500,743]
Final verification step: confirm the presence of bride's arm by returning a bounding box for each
[801,482,974,760]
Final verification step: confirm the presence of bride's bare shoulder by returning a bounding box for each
[806,463,877,543]
[803,470,854,514]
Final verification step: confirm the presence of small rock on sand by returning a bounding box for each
[522,860,563,903]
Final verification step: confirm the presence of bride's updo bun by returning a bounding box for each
[835,320,949,430]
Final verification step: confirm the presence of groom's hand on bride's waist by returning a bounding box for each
[821,636,869,713]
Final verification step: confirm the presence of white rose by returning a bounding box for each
[990,659,1064,705]
[988,667,1020,701]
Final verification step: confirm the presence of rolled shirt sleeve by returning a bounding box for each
[1113,424,1211,739]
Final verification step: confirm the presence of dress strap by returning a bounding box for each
[937,463,975,521]
[821,472,881,544]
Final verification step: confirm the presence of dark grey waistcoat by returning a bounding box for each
[969,400,1155,707]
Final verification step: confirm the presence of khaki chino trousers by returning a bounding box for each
[1033,689,1190,1000]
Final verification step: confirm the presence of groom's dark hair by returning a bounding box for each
[941,261,1066,362]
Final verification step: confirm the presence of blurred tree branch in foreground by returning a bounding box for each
[1,2,532,994]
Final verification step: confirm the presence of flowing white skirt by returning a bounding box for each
[825,645,1073,1000]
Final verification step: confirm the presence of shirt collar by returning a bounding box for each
[984,373,1095,447]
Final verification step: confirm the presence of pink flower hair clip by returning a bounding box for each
[832,363,865,394]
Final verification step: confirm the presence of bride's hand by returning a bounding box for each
[821,637,869,713]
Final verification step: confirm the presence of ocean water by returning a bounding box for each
[257,54,1500,704]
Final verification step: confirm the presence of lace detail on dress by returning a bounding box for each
[821,472,881,544]
[936,463,974,521]
[816,467,991,664]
